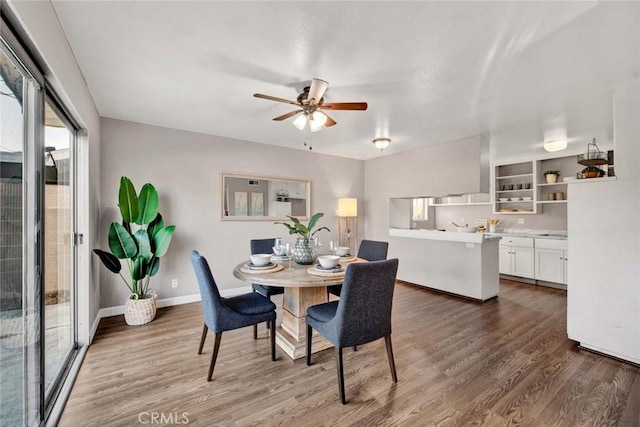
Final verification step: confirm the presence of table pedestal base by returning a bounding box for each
[275,326,333,360]
[276,285,334,359]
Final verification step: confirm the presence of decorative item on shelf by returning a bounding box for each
[275,212,330,265]
[93,177,176,326]
[544,170,560,183]
[487,219,499,233]
[548,192,556,200]
[581,166,602,179]
[337,198,358,255]
[577,138,608,166]
[555,192,564,200]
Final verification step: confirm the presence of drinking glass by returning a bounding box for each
[329,240,337,255]
[285,242,293,270]
[273,238,284,256]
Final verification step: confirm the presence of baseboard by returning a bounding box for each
[89,313,101,344]
[98,286,253,319]
[578,342,640,367]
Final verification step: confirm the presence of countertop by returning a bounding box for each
[389,228,501,244]
[485,231,568,240]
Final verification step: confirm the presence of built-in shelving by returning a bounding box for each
[537,200,568,204]
[493,161,537,214]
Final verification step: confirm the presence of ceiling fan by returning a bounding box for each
[253,78,368,132]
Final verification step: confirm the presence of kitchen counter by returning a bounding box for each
[389,228,502,243]
[388,228,499,301]
[485,231,567,240]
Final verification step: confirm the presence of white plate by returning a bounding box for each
[510,197,522,201]
[246,262,276,270]
[499,198,509,202]
[522,197,533,201]
[312,266,343,273]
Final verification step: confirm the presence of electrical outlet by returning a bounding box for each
[517,218,525,225]
[171,279,178,288]
[475,218,486,224]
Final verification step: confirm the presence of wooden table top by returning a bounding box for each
[233,258,363,288]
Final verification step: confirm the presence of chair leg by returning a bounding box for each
[336,348,346,404]
[253,324,258,340]
[207,332,222,382]
[353,345,358,352]
[270,320,276,361]
[385,334,398,383]
[198,324,208,354]
[306,324,313,366]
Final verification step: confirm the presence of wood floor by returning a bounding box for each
[59,280,640,426]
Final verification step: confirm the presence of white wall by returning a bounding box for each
[567,79,640,364]
[364,135,489,241]
[7,1,101,345]
[99,118,364,308]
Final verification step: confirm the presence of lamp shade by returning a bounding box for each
[293,114,307,130]
[337,198,358,217]
[544,140,567,152]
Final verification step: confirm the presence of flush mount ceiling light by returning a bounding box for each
[543,140,567,152]
[372,137,391,150]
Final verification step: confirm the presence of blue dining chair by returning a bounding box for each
[327,239,389,298]
[250,238,285,339]
[306,258,399,404]
[190,250,277,381]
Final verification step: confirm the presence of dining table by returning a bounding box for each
[233,256,363,360]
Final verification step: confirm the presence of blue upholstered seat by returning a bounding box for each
[307,258,399,404]
[327,239,389,298]
[250,238,284,339]
[251,238,284,298]
[191,250,277,381]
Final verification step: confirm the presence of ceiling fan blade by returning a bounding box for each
[273,110,303,121]
[254,93,299,105]
[307,78,329,105]
[321,102,368,111]
[323,112,337,127]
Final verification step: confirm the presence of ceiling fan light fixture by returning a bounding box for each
[293,114,307,130]
[312,111,327,126]
[373,137,391,150]
[544,139,567,152]
[309,119,323,132]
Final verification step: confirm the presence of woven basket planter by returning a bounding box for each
[124,291,158,326]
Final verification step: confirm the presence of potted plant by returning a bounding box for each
[582,166,601,179]
[275,212,330,265]
[93,177,176,325]
[544,170,560,183]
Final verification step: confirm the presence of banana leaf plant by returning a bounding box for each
[275,212,330,242]
[93,177,176,299]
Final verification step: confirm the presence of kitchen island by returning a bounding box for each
[388,228,501,301]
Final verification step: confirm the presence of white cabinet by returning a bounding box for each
[269,201,291,216]
[535,239,568,284]
[499,236,535,278]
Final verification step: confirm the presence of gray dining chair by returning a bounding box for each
[327,239,389,298]
[250,238,285,339]
[306,258,399,404]
[190,250,277,381]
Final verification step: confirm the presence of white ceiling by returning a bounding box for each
[51,1,639,160]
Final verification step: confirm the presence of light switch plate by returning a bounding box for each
[466,243,475,248]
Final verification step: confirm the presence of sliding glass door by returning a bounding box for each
[1,29,79,426]
[0,41,29,427]
[43,101,76,403]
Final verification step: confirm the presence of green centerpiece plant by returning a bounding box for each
[93,177,176,325]
[275,212,330,265]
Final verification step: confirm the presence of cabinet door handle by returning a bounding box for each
[559,256,564,259]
